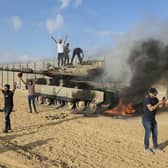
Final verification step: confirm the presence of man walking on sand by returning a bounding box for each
[142,87,166,154]
[0,82,16,133]
[19,74,37,113]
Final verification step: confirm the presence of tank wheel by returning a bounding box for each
[54,99,64,107]
[66,101,74,110]
[76,101,85,112]
[37,96,43,104]
[45,98,52,105]
[87,101,97,114]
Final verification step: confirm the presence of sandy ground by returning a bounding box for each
[0,90,168,168]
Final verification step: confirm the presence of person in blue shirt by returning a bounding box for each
[142,87,166,154]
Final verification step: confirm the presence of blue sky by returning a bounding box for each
[0,0,168,62]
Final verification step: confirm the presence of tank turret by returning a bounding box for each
[0,59,118,114]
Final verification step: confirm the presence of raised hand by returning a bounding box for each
[18,72,23,78]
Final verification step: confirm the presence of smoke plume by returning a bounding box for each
[122,39,168,103]
[102,19,168,103]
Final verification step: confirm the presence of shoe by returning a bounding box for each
[3,129,8,133]
[153,148,163,153]
[144,148,154,154]
[28,111,32,113]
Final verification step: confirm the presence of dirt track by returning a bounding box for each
[0,90,168,168]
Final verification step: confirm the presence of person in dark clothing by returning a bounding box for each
[0,82,16,133]
[71,48,84,65]
[64,43,70,65]
[142,87,166,154]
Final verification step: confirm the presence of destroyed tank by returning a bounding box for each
[0,60,118,114]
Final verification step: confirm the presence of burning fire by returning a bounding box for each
[105,99,136,116]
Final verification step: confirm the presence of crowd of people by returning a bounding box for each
[51,35,84,67]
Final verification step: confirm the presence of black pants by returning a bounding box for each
[28,95,37,112]
[58,53,64,67]
[64,53,69,65]
[71,52,82,64]
[4,106,13,131]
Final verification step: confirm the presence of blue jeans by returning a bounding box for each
[4,106,13,131]
[142,119,158,149]
[28,95,37,112]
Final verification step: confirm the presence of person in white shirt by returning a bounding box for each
[51,36,67,67]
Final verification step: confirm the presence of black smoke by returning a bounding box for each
[121,39,168,103]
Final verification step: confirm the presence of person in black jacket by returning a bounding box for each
[0,82,16,133]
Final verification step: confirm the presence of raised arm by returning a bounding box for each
[19,77,27,85]
[0,87,4,93]
[51,36,58,44]
[63,34,67,45]
[12,82,17,93]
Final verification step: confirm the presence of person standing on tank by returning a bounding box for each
[0,82,17,133]
[19,74,37,113]
[64,42,70,65]
[51,35,67,67]
[71,48,84,65]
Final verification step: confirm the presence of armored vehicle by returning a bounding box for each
[0,60,118,114]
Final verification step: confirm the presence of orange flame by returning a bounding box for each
[105,99,136,116]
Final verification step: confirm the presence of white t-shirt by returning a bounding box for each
[57,43,64,53]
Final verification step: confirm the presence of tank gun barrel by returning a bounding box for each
[0,66,86,79]
[0,66,47,75]
[0,59,105,79]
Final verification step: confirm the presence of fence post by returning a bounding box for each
[7,64,9,84]
[1,65,3,87]
[26,63,28,81]
[34,62,36,80]
[13,64,15,83]
[42,60,45,78]
[19,64,22,88]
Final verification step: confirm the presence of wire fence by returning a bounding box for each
[0,59,55,89]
